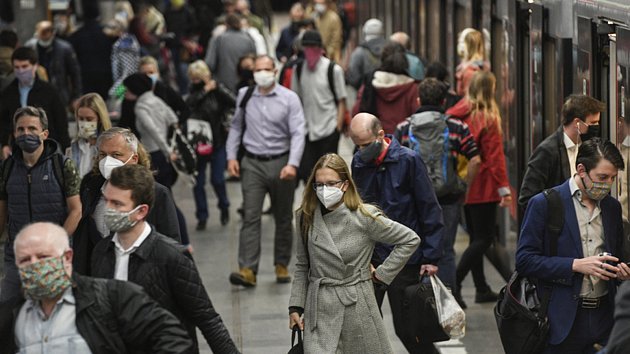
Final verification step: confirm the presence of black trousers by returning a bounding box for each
[298,131,340,183]
[374,265,440,354]
[456,202,498,291]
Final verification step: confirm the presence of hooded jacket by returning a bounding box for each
[354,71,419,134]
[447,98,510,204]
[346,37,386,89]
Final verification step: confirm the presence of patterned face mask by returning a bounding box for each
[19,256,71,300]
[104,205,142,233]
[581,173,612,201]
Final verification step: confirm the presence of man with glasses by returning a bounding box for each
[516,138,630,352]
[0,106,81,302]
[226,55,305,287]
[349,112,444,353]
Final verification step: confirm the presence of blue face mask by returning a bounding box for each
[148,73,159,85]
[16,134,42,153]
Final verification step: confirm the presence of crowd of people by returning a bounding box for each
[1,0,630,353]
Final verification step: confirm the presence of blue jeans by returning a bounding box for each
[437,202,460,290]
[193,145,230,222]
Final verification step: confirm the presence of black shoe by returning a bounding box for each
[220,209,230,225]
[196,220,206,231]
[475,288,499,303]
[453,290,468,309]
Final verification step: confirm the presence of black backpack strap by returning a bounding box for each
[542,188,563,257]
[539,188,564,315]
[52,154,68,198]
[239,85,256,146]
[295,60,303,86]
[1,157,14,187]
[328,61,338,105]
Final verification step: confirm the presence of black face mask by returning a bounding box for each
[191,82,205,91]
[16,134,42,153]
[579,123,600,142]
[240,69,254,81]
[359,140,382,162]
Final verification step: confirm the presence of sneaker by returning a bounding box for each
[229,268,257,287]
[275,264,291,283]
[196,220,206,231]
[475,288,499,303]
[220,208,230,225]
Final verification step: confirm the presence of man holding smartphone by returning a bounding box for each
[516,138,630,353]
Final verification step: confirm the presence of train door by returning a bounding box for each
[614,27,630,260]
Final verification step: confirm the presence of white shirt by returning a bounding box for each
[112,222,152,281]
[569,176,607,298]
[564,132,579,176]
[15,288,92,353]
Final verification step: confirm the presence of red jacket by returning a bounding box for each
[447,98,509,204]
[353,72,419,134]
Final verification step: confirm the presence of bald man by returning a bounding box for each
[390,31,425,81]
[349,113,444,353]
[0,222,193,353]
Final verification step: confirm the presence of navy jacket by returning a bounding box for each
[516,179,623,345]
[352,136,444,265]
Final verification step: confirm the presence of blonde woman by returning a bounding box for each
[447,71,511,307]
[186,60,235,228]
[288,153,420,353]
[455,28,490,97]
[66,93,112,177]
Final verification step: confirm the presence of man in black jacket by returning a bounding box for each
[0,47,70,157]
[0,222,193,354]
[519,94,604,210]
[91,164,239,354]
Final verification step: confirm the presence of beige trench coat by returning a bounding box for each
[289,204,420,353]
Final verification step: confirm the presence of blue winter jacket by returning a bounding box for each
[352,136,444,265]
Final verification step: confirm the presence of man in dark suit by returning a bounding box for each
[519,94,605,210]
[0,47,70,158]
[516,138,630,352]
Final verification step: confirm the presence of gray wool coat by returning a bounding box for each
[289,204,420,353]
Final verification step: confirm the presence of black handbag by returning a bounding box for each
[401,274,450,343]
[288,325,304,354]
[494,189,563,354]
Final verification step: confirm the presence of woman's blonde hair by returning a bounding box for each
[75,93,112,133]
[298,153,379,236]
[468,71,501,133]
[461,29,485,62]
[187,60,211,81]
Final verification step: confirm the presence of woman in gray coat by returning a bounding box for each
[289,153,420,353]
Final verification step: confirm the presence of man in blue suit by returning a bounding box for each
[516,138,630,353]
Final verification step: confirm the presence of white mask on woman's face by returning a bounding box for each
[77,120,98,139]
[316,185,344,209]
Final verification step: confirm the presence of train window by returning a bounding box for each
[543,37,559,135]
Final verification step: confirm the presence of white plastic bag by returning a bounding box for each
[430,275,466,339]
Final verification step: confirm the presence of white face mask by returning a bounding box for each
[314,3,327,14]
[253,70,276,88]
[98,154,134,179]
[77,120,98,139]
[316,185,344,209]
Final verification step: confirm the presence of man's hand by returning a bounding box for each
[572,255,619,281]
[279,165,297,180]
[617,262,630,281]
[2,145,11,160]
[420,264,438,276]
[499,195,512,208]
[228,159,240,177]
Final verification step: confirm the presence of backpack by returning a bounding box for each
[1,153,67,197]
[408,113,464,198]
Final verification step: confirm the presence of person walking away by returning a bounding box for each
[455,28,489,97]
[346,18,386,90]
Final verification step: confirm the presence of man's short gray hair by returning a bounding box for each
[97,127,139,153]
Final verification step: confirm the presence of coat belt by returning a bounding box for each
[307,268,372,330]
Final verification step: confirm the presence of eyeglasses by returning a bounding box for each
[312,180,345,190]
